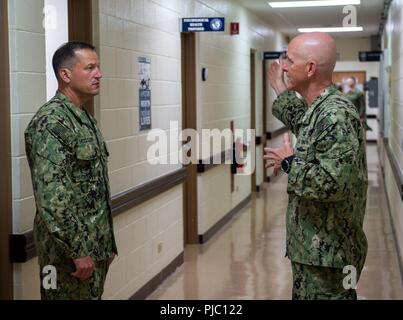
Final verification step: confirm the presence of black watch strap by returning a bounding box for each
[282,155,295,174]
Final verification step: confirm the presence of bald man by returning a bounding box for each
[264,33,368,300]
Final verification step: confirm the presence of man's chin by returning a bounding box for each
[90,89,100,96]
[286,83,294,90]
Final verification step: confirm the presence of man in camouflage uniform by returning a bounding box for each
[25,42,117,299]
[344,77,372,131]
[264,33,368,300]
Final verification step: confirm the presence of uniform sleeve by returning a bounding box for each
[32,121,91,260]
[272,90,308,136]
[287,109,360,202]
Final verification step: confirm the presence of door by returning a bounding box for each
[250,50,257,191]
[0,0,13,299]
[68,0,94,115]
[262,59,269,182]
[333,71,366,92]
[181,33,198,244]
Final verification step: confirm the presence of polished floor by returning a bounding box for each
[148,144,403,299]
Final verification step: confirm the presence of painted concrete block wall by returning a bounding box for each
[382,0,403,269]
[8,0,46,299]
[196,0,285,235]
[95,0,185,299]
[97,0,182,197]
[335,37,371,61]
[103,186,183,299]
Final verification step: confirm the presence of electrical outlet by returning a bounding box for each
[158,242,163,253]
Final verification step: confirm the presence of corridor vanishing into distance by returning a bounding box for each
[148,144,403,300]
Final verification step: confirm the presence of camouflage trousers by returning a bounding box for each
[40,260,109,300]
[291,262,357,300]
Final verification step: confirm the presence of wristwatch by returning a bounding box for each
[281,155,295,174]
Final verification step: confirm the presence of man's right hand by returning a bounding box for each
[268,61,287,96]
[71,256,94,280]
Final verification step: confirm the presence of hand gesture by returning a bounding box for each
[264,132,294,176]
[268,60,287,95]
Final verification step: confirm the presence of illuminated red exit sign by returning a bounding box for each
[230,22,239,35]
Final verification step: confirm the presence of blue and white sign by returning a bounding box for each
[139,89,151,131]
[181,17,225,32]
[263,51,285,60]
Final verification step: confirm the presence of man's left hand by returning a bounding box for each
[264,132,294,176]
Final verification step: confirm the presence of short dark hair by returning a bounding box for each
[52,41,96,80]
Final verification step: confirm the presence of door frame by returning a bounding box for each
[250,49,257,191]
[68,0,94,115]
[0,0,13,300]
[181,32,198,244]
[262,59,268,183]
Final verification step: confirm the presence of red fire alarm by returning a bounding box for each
[230,22,239,35]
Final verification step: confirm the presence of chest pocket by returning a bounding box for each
[73,141,100,182]
[295,135,315,162]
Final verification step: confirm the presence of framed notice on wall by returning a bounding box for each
[139,89,151,131]
[138,56,151,131]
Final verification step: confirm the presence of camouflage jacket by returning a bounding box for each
[25,92,117,266]
[272,85,368,271]
[345,90,366,118]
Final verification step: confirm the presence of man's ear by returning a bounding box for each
[306,61,316,78]
[58,68,71,83]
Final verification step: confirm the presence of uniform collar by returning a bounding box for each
[54,91,93,127]
[301,84,338,124]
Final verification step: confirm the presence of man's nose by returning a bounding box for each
[95,67,102,79]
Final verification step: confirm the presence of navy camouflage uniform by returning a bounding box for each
[345,89,372,131]
[272,85,368,300]
[25,92,117,300]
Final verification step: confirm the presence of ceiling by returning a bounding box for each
[234,0,385,38]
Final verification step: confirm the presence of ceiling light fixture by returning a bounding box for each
[298,26,363,32]
[268,0,360,8]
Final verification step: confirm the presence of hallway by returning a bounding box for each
[148,144,403,300]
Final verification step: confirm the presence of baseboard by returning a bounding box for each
[198,195,251,244]
[381,155,403,287]
[130,252,184,300]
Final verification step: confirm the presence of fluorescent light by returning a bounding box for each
[268,1,360,8]
[298,26,363,32]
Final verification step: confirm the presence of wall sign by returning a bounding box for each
[138,57,151,131]
[230,22,239,35]
[359,51,382,62]
[181,17,225,32]
[262,51,284,60]
[139,89,151,131]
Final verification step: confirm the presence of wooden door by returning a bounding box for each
[68,0,94,115]
[181,33,198,244]
[250,50,257,191]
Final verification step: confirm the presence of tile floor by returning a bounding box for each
[148,144,403,300]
